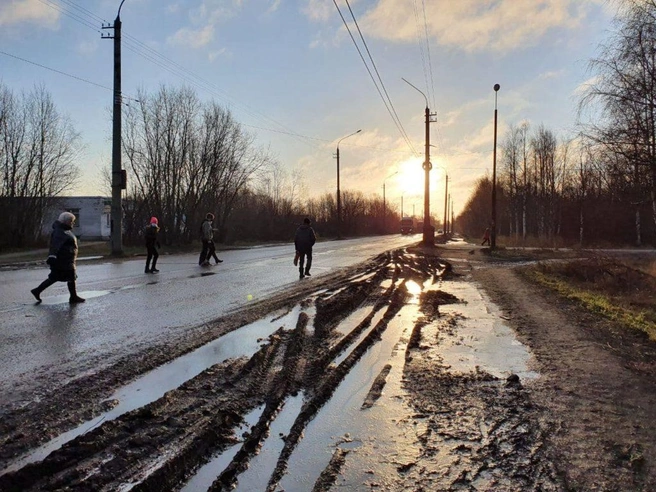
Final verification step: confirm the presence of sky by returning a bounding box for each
[0,0,614,218]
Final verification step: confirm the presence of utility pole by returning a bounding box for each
[334,129,361,239]
[443,173,448,234]
[102,0,127,256]
[451,196,454,234]
[402,78,436,246]
[491,83,500,249]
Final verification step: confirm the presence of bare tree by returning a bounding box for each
[0,84,80,248]
[580,0,656,243]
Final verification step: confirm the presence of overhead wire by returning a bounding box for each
[33,0,325,152]
[420,0,437,109]
[334,0,418,156]
[0,50,112,92]
[343,0,417,155]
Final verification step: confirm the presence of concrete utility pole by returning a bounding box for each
[402,78,436,246]
[443,173,448,234]
[102,0,127,256]
[382,171,397,234]
[491,83,500,249]
[334,129,361,239]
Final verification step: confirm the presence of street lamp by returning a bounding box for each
[335,129,361,239]
[383,171,398,234]
[491,83,500,249]
[402,78,435,246]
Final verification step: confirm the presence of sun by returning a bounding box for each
[395,158,425,196]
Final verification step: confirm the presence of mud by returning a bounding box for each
[0,246,655,491]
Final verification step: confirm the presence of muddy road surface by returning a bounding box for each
[1,246,655,491]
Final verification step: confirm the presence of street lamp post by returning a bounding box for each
[491,84,500,249]
[335,129,361,239]
[402,78,435,246]
[383,171,398,234]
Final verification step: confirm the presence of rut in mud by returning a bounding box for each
[0,248,557,491]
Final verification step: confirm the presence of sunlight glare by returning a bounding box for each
[396,158,424,196]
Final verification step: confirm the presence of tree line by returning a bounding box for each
[458,0,656,247]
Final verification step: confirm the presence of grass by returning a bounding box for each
[526,260,656,342]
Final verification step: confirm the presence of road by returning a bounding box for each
[0,235,417,411]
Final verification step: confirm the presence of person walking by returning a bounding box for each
[30,211,85,304]
[481,227,491,246]
[199,213,222,266]
[144,216,161,273]
[294,217,316,279]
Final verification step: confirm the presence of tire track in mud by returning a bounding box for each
[0,248,556,491]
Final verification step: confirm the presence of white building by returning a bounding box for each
[42,197,111,241]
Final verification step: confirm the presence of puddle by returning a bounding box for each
[0,305,309,475]
[430,280,539,381]
[405,280,421,304]
[180,405,266,492]
[233,394,305,491]
[37,290,113,304]
[333,309,387,367]
[276,303,421,491]
[334,305,377,336]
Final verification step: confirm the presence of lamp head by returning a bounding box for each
[494,84,500,92]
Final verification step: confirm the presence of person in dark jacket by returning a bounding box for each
[199,213,223,266]
[294,217,316,279]
[144,216,160,273]
[30,211,85,304]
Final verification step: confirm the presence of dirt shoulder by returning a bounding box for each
[470,260,656,490]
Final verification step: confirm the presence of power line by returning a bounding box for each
[420,0,437,109]
[0,50,112,92]
[35,0,324,152]
[344,0,416,154]
[334,0,418,156]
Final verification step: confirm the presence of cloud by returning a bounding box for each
[539,69,566,80]
[323,0,603,54]
[168,24,215,48]
[302,0,333,22]
[268,0,282,14]
[0,0,58,27]
[208,47,229,61]
[166,3,180,14]
[573,75,599,96]
[76,40,98,56]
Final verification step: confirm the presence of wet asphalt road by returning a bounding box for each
[0,235,417,409]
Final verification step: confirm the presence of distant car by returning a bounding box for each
[437,229,444,235]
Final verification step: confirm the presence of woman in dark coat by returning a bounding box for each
[144,216,160,273]
[30,211,85,303]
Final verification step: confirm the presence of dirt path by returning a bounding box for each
[472,263,656,491]
[1,247,655,491]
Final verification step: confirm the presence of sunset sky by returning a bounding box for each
[0,0,613,218]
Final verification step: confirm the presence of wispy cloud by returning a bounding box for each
[168,24,215,48]
[76,40,98,56]
[302,0,333,22]
[0,0,59,28]
[208,47,229,61]
[313,0,603,54]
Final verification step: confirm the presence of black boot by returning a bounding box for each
[30,288,42,303]
[31,278,55,303]
[150,259,159,273]
[145,260,151,273]
[68,281,85,303]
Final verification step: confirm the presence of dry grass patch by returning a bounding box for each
[527,258,656,342]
